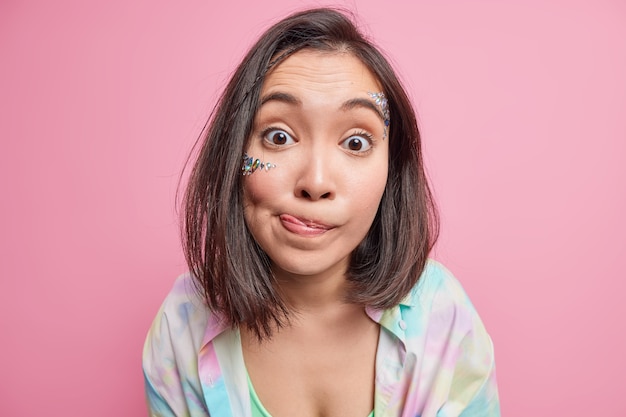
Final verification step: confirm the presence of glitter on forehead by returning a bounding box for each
[368,92,390,139]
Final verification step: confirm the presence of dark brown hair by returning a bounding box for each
[183,8,439,338]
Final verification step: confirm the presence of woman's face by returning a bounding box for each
[243,49,389,279]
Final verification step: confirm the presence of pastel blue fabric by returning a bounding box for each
[143,260,500,416]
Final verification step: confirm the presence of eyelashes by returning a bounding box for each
[259,126,375,153]
[340,131,373,152]
[262,128,296,146]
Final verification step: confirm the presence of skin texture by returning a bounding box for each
[243,48,389,294]
[241,50,389,416]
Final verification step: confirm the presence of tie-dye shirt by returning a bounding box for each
[143,260,500,416]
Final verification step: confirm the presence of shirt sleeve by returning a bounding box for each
[142,277,210,417]
[429,265,501,417]
[438,329,500,416]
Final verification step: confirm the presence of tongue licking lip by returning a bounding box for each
[279,214,333,236]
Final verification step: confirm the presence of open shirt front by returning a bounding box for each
[143,260,500,417]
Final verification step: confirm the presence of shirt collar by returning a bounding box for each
[201,311,230,347]
[365,292,414,345]
[201,290,415,347]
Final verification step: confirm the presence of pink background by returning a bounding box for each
[1,0,624,415]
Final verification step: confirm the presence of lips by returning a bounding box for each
[279,214,334,237]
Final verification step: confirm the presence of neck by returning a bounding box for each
[271,260,351,312]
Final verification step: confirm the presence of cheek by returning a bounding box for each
[242,171,291,223]
[350,163,389,213]
[243,175,266,207]
[243,176,271,244]
[243,171,279,204]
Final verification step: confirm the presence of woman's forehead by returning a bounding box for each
[260,50,383,98]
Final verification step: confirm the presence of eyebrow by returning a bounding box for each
[260,92,301,106]
[340,97,385,121]
[259,92,384,121]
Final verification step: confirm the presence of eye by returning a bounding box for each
[263,129,295,146]
[340,134,372,152]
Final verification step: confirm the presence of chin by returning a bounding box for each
[271,253,350,278]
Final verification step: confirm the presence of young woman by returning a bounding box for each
[143,8,500,417]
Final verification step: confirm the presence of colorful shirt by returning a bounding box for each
[143,260,500,416]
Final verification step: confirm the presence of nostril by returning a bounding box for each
[299,190,331,199]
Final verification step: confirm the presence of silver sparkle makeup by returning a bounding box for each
[241,153,276,175]
[368,91,390,139]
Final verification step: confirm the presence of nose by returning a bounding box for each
[294,150,336,201]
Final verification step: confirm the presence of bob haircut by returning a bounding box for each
[183,7,439,339]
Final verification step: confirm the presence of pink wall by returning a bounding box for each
[1,0,624,415]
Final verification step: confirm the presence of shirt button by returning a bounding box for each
[398,320,407,330]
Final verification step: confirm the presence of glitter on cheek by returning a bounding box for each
[241,153,277,175]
